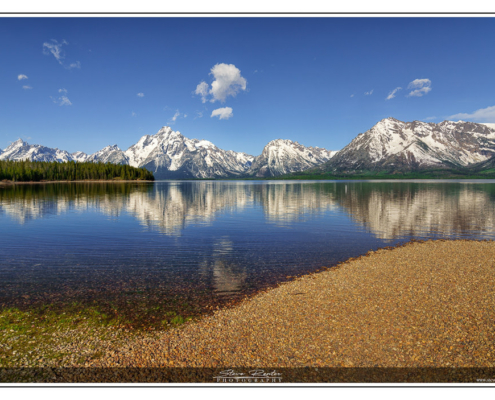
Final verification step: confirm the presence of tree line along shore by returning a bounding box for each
[0,160,154,182]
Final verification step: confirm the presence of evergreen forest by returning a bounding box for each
[0,160,154,182]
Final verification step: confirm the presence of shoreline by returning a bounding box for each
[79,239,495,370]
[0,179,154,186]
[3,178,495,186]
[2,239,495,382]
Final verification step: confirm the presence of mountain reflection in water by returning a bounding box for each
[2,180,495,239]
[1,180,495,325]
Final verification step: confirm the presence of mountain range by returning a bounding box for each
[0,127,337,179]
[2,118,495,179]
[319,118,495,174]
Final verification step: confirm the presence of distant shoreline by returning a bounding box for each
[3,177,495,185]
[191,176,495,181]
[0,179,154,186]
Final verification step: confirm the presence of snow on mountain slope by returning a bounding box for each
[326,118,495,171]
[0,139,74,163]
[87,145,129,165]
[0,139,131,166]
[125,126,255,179]
[247,139,337,177]
[71,151,91,162]
[0,129,256,179]
[5,119,495,178]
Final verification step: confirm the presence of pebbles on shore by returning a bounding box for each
[3,239,495,383]
[84,239,495,369]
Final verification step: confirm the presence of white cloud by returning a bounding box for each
[42,39,80,69]
[68,61,81,69]
[424,116,437,121]
[195,64,247,103]
[448,105,495,123]
[59,96,72,106]
[194,111,204,120]
[168,110,186,124]
[137,93,144,97]
[43,40,65,64]
[131,112,136,117]
[350,94,354,98]
[171,110,180,122]
[211,107,233,120]
[18,74,28,80]
[364,90,373,95]
[408,78,431,89]
[22,85,32,90]
[51,89,72,106]
[408,87,432,97]
[407,78,432,97]
[195,81,209,103]
[386,87,402,100]
[209,64,247,102]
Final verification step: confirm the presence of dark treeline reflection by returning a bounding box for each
[2,181,495,239]
[0,182,154,223]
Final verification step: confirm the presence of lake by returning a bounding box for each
[1,180,495,327]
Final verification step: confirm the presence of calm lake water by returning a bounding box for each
[1,180,495,326]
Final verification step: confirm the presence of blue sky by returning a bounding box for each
[2,17,495,156]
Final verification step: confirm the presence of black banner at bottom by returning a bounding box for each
[2,367,495,383]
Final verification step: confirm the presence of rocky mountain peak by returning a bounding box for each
[247,139,336,177]
[157,126,173,134]
[8,138,26,149]
[103,144,121,151]
[123,126,255,179]
[268,138,293,145]
[372,117,405,131]
[156,126,184,140]
[1,125,335,179]
[0,139,73,163]
[380,117,402,124]
[71,151,90,162]
[325,119,495,172]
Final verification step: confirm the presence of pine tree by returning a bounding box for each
[0,160,154,182]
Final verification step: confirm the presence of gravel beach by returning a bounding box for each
[3,239,495,382]
[90,240,495,369]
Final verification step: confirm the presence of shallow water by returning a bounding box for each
[1,180,495,326]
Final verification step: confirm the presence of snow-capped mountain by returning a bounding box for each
[0,139,74,163]
[0,139,127,165]
[0,130,338,179]
[71,151,91,163]
[325,118,495,172]
[246,139,337,177]
[87,145,129,165]
[124,126,254,179]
